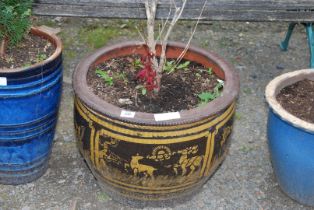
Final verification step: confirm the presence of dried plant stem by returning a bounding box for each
[175,0,208,66]
[135,26,146,43]
[0,38,8,59]
[157,4,172,43]
[157,0,187,73]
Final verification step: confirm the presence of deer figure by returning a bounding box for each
[130,154,156,178]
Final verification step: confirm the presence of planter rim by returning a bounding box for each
[265,69,314,132]
[73,41,239,125]
[0,27,62,73]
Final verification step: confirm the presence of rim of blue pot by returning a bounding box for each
[265,69,314,133]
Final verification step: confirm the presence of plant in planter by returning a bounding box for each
[265,69,314,206]
[73,0,239,206]
[0,0,31,59]
[0,0,63,184]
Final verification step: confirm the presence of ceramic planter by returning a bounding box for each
[265,69,314,206]
[0,27,63,184]
[73,41,239,205]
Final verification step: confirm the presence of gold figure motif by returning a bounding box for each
[74,97,235,194]
[99,138,121,166]
[148,145,172,161]
[130,154,157,178]
[173,146,203,176]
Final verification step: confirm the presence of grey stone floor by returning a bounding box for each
[0,18,313,210]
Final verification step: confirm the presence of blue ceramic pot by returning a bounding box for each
[0,27,63,185]
[265,69,314,206]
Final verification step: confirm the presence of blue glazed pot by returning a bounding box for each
[0,27,63,185]
[265,69,314,206]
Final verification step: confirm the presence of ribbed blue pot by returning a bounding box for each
[0,28,63,185]
[266,69,314,206]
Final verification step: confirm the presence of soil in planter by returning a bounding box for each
[87,55,223,113]
[277,79,314,123]
[0,33,55,69]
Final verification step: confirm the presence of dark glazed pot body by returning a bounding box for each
[73,42,239,206]
[0,27,63,185]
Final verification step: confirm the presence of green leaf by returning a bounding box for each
[198,79,224,104]
[135,85,147,95]
[96,69,114,86]
[198,92,216,103]
[164,60,191,73]
[141,88,147,95]
[0,0,33,47]
[207,68,213,75]
[35,53,47,63]
[177,61,190,70]
[133,58,143,69]
[164,60,175,73]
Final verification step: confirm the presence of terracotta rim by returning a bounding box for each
[0,27,62,73]
[73,41,239,125]
[265,69,314,132]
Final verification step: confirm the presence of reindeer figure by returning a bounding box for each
[173,146,203,176]
[130,154,156,178]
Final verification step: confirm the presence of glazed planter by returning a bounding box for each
[265,69,314,206]
[73,41,239,205]
[0,27,63,184]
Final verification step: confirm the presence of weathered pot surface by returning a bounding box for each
[265,69,314,206]
[73,41,239,206]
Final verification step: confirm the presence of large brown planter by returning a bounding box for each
[73,41,239,206]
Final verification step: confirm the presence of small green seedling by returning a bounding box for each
[96,69,114,86]
[207,67,213,75]
[22,62,31,68]
[133,58,143,69]
[116,72,128,84]
[164,60,190,73]
[198,79,224,104]
[198,92,217,104]
[176,61,190,71]
[135,85,147,95]
[164,60,176,73]
[35,53,47,63]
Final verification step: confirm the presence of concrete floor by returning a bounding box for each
[0,18,313,210]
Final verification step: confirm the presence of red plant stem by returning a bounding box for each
[0,38,8,58]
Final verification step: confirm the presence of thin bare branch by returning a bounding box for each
[145,0,158,69]
[135,25,146,43]
[175,0,208,65]
[157,0,187,74]
[156,4,172,42]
